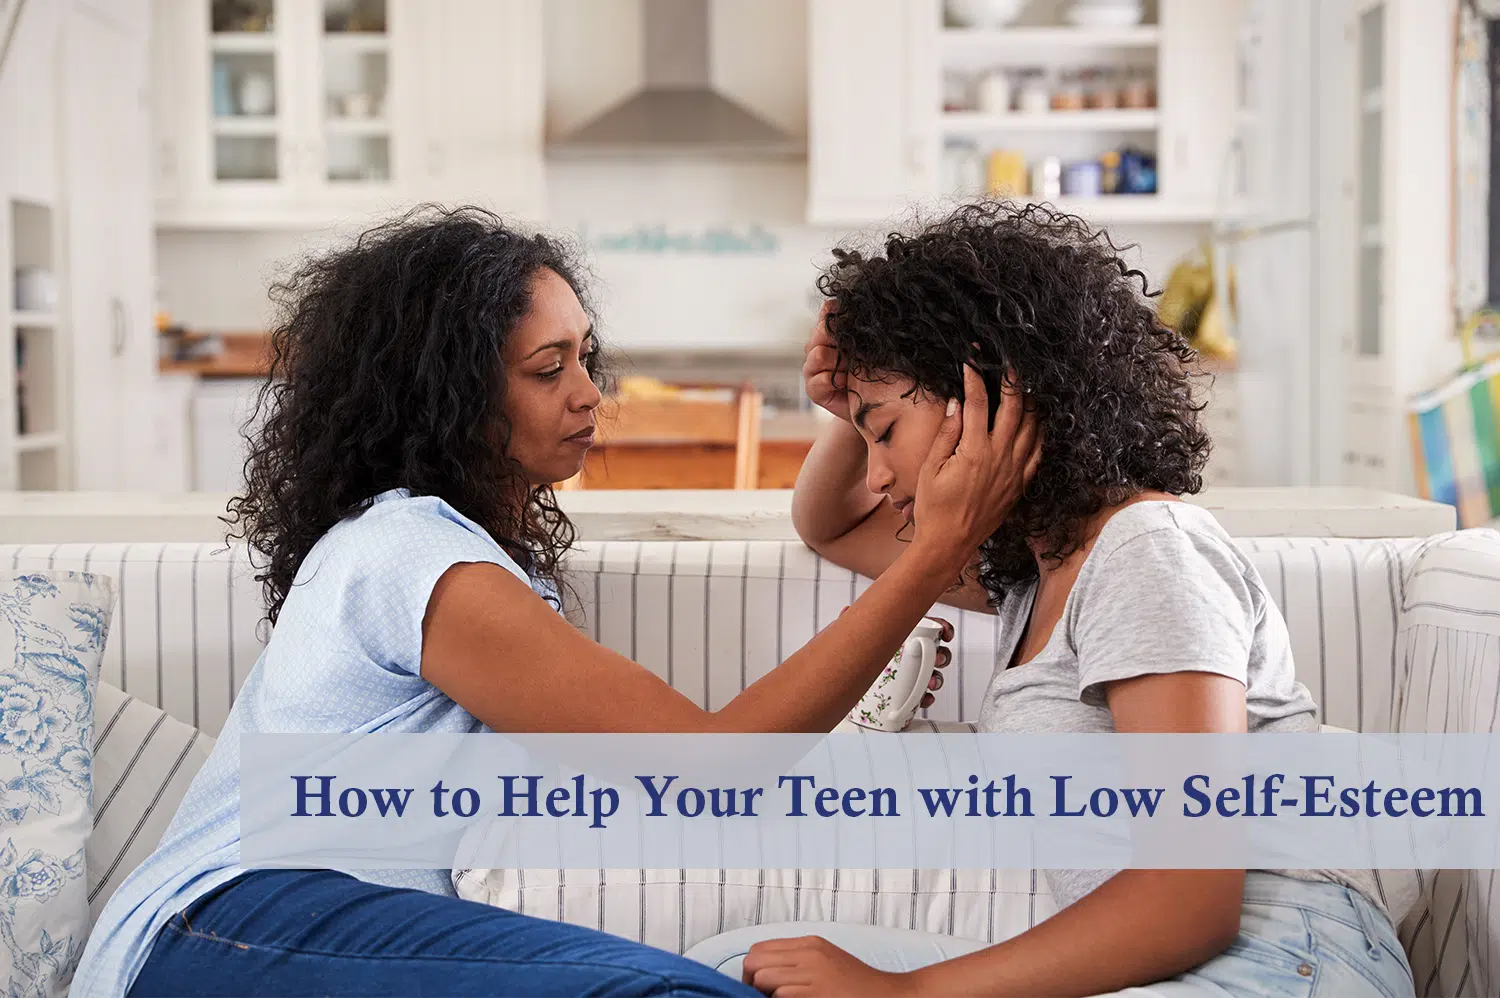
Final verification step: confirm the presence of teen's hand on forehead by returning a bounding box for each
[911,364,1041,558]
[802,301,852,424]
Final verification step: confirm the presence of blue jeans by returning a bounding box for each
[127,869,760,997]
[684,872,1416,998]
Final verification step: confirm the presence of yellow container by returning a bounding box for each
[987,150,1028,197]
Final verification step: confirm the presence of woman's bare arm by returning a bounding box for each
[421,538,965,734]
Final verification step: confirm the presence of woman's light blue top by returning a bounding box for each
[72,490,552,996]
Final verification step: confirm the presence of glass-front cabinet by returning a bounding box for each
[187,0,398,212]
[153,0,545,226]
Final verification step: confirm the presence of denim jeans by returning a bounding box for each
[127,869,760,997]
[684,872,1416,998]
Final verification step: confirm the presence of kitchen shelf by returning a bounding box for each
[12,312,56,328]
[1021,196,1235,223]
[324,34,389,55]
[13,432,61,454]
[324,117,390,136]
[212,117,280,136]
[942,26,1160,49]
[210,33,276,54]
[942,109,1159,133]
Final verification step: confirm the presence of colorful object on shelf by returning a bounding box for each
[1408,358,1500,526]
[986,149,1028,196]
[1061,160,1103,197]
[1118,147,1157,194]
[1159,243,1237,363]
[1408,310,1500,526]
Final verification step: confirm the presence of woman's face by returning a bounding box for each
[500,269,601,487]
[846,371,948,523]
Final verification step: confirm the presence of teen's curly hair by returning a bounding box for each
[819,200,1211,603]
[225,205,606,625]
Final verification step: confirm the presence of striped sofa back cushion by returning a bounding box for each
[1389,529,1500,998]
[0,536,1423,736]
[0,544,264,736]
[567,537,1424,732]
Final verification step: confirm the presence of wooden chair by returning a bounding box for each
[554,383,762,490]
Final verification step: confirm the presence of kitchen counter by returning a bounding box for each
[159,332,272,378]
[0,488,1457,544]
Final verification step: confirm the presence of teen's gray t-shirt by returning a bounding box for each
[975,501,1386,918]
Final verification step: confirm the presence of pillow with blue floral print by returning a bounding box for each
[0,571,115,998]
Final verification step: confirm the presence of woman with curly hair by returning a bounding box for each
[694,202,1413,997]
[71,205,1037,998]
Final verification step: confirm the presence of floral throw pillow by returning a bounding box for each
[0,572,115,998]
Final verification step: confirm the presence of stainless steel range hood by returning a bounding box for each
[547,0,804,160]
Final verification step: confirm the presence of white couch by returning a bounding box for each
[5,529,1498,997]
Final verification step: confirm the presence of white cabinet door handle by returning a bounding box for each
[110,297,128,358]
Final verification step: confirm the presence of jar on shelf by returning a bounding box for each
[1015,68,1051,114]
[1084,67,1121,110]
[987,149,1028,196]
[1100,150,1122,194]
[1121,65,1156,109]
[1032,155,1062,198]
[1051,70,1085,112]
[943,142,986,195]
[1061,160,1104,197]
[977,70,1013,114]
[944,71,975,112]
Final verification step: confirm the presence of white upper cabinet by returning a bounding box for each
[807,0,1245,225]
[806,0,935,226]
[153,0,544,227]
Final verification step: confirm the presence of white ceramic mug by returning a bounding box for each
[836,619,944,733]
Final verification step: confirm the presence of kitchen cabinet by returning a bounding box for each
[805,0,933,226]
[806,0,1245,226]
[64,0,161,490]
[152,0,544,228]
[0,0,167,491]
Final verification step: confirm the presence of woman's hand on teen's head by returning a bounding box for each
[803,301,852,423]
[912,365,1041,559]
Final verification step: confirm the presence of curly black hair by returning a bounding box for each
[818,200,1211,603]
[225,204,607,625]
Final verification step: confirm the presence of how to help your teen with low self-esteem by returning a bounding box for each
[287,773,1485,829]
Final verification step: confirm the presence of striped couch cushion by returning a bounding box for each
[87,682,213,920]
[0,545,264,737]
[0,536,1424,737]
[1389,529,1500,998]
[564,538,1423,732]
[4,532,1488,991]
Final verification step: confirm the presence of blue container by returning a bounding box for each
[1061,160,1103,197]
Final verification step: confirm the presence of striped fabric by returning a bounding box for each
[18,531,1496,995]
[1389,529,1500,998]
[564,538,1424,733]
[1408,354,1500,526]
[87,682,213,924]
[0,544,264,737]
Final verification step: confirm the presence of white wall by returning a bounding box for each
[0,0,64,204]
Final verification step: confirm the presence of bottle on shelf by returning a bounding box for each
[986,150,1028,196]
[1016,68,1051,114]
[1032,156,1063,198]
